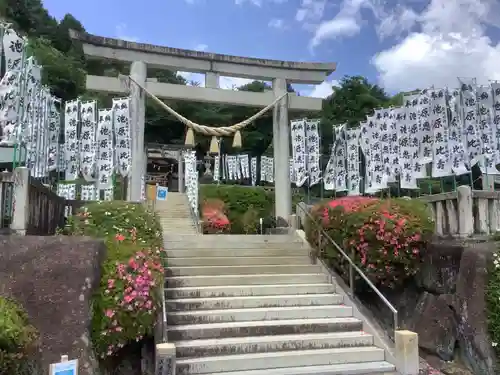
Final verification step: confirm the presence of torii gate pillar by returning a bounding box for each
[272,78,292,222]
[128,60,147,201]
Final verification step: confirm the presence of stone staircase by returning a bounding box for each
[163,234,398,375]
[154,192,198,234]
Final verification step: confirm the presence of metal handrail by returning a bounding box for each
[295,203,399,333]
[161,285,168,342]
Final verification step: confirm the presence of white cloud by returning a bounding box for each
[307,80,340,98]
[372,0,500,91]
[308,0,379,46]
[268,18,286,30]
[304,0,500,92]
[296,0,327,23]
[376,5,419,40]
[194,43,208,52]
[236,0,288,5]
[115,24,139,42]
[235,0,262,6]
[310,17,360,47]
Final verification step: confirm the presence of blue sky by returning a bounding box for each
[43,0,500,97]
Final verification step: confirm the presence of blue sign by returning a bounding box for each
[51,359,78,375]
[156,186,168,201]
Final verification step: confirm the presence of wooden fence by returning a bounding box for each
[0,168,84,235]
[27,176,67,235]
[0,171,13,231]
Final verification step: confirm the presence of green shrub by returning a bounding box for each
[487,251,500,356]
[306,197,433,288]
[0,297,39,375]
[67,201,165,358]
[68,201,163,248]
[241,207,260,234]
[200,185,273,233]
[199,185,307,233]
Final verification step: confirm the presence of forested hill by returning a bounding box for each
[0,0,404,155]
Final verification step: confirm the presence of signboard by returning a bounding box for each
[156,186,168,201]
[50,356,78,375]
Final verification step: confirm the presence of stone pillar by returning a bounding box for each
[482,174,495,191]
[155,342,176,375]
[394,330,419,375]
[178,156,184,193]
[11,167,30,235]
[457,185,474,237]
[128,61,147,202]
[205,72,219,89]
[272,78,292,223]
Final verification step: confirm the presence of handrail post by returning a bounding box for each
[349,248,355,296]
[315,229,321,264]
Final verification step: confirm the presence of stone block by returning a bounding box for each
[412,292,457,360]
[156,343,176,375]
[454,242,497,375]
[0,235,105,375]
[416,240,464,294]
[395,330,419,375]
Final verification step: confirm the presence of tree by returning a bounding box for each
[321,75,391,128]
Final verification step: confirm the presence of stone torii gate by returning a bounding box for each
[69,30,336,221]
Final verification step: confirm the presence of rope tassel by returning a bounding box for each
[232,130,242,148]
[209,136,219,154]
[185,127,195,147]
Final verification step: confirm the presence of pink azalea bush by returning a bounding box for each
[307,197,433,288]
[202,199,231,234]
[69,201,165,358]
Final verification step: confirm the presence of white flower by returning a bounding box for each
[493,342,498,347]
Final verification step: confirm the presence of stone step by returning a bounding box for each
[166,248,308,258]
[168,305,353,325]
[167,256,311,267]
[167,317,363,340]
[176,346,386,374]
[174,331,374,357]
[164,241,306,249]
[165,283,336,299]
[197,362,396,375]
[167,265,321,276]
[166,293,343,310]
[164,234,302,244]
[166,273,328,287]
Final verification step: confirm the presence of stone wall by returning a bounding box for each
[360,239,498,375]
[0,236,106,375]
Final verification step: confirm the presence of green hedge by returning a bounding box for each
[200,185,273,233]
[0,297,39,375]
[199,184,306,233]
